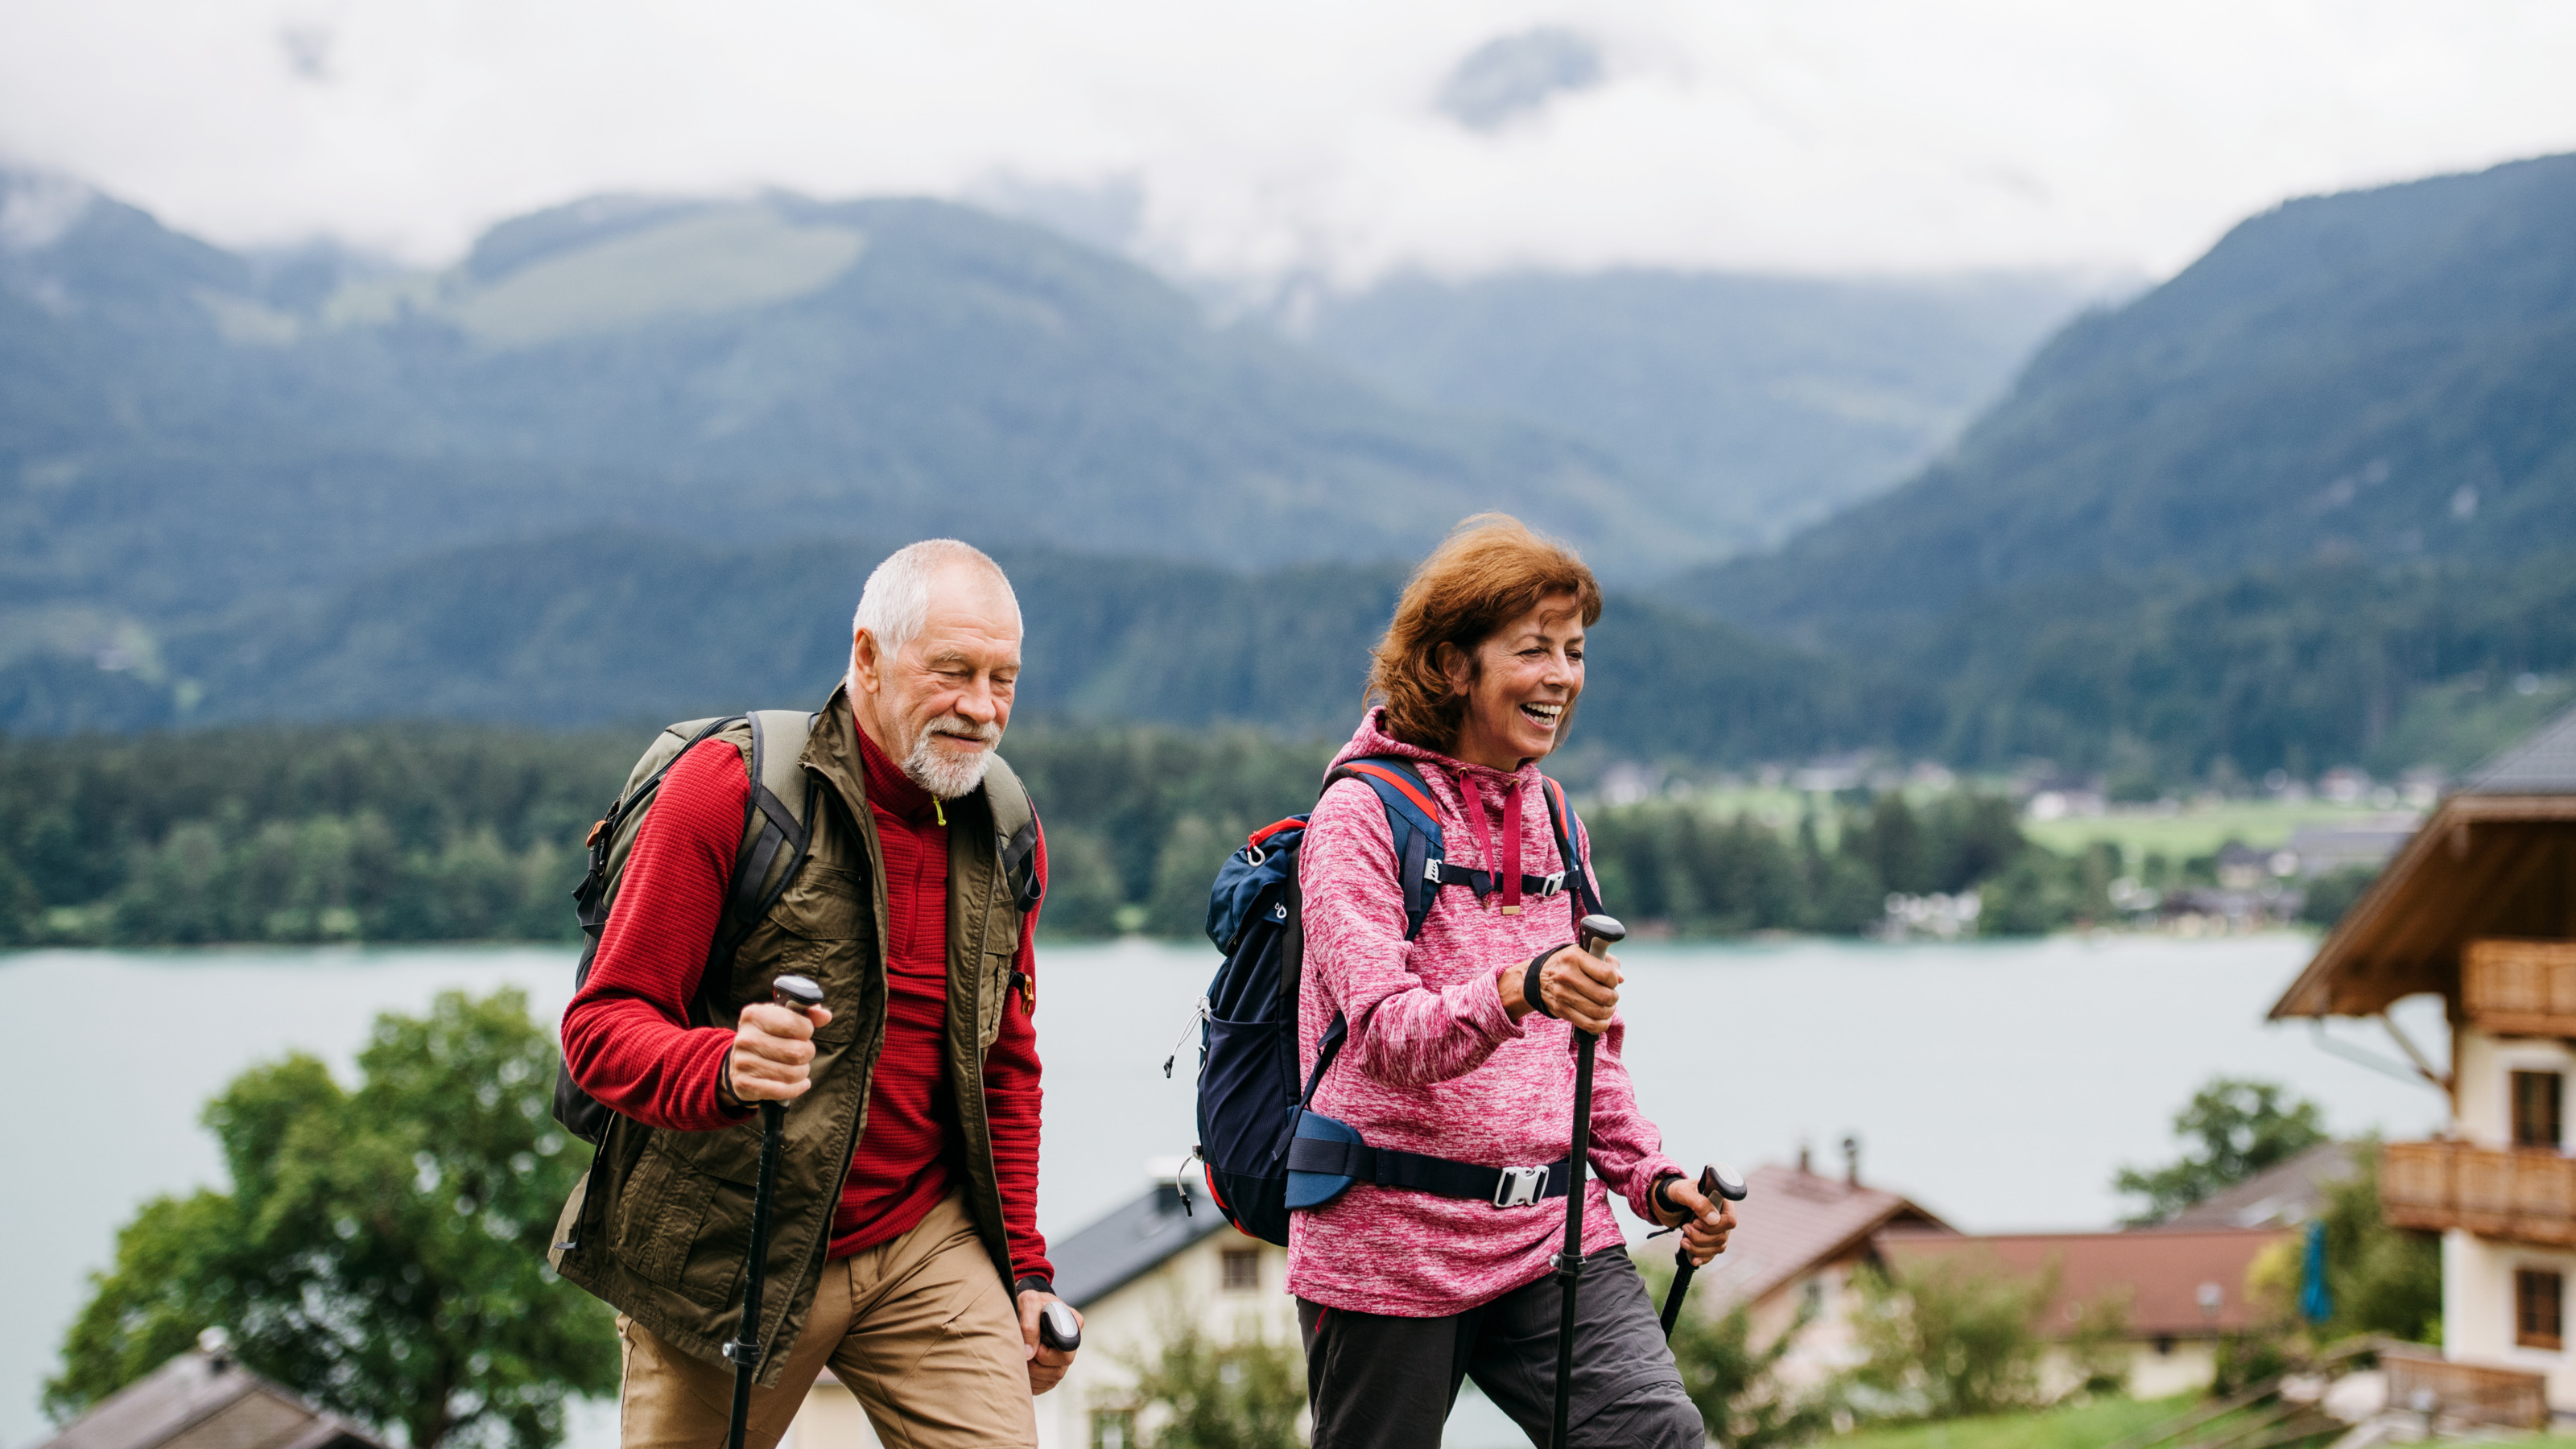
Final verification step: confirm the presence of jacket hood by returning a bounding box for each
[1328,708,1548,791]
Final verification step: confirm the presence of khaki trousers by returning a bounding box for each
[617,1191,1035,1449]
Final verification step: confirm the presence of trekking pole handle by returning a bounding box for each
[1038,1299,1083,1353]
[1576,914,1626,960]
[770,975,824,1015]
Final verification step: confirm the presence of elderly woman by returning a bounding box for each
[1290,515,1736,1448]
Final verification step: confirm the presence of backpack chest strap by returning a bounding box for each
[1423,859,1571,906]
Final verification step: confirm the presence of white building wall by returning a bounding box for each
[2451,1032,2574,1148]
[2441,1027,2576,1412]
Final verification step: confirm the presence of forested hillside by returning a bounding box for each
[1683,152,2576,635]
[0,529,1901,765]
[0,723,2139,946]
[1649,151,2576,778]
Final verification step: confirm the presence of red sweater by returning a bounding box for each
[562,724,1051,1284]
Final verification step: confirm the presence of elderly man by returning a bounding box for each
[555,539,1075,1447]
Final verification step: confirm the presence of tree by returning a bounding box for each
[1121,1315,1305,1449]
[1852,1256,2054,1420]
[2317,1142,2442,1344]
[2114,1077,2329,1224]
[48,989,616,1449]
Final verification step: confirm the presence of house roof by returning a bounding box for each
[2158,1141,2358,1230]
[1875,1226,2293,1340]
[1049,1183,1231,1309]
[1690,1163,1955,1315]
[40,1347,391,1449]
[2461,704,2576,795]
[2272,704,2576,1020]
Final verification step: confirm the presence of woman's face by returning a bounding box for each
[1442,592,1585,771]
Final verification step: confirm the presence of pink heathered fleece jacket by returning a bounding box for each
[1285,708,1684,1317]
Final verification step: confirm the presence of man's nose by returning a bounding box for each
[953,678,1000,724]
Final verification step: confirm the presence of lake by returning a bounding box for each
[0,935,2449,1449]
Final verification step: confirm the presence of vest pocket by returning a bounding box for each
[611,1141,716,1291]
[977,950,1013,1048]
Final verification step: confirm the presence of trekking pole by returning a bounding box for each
[1657,1162,1749,1339]
[1550,913,1624,1449]
[725,974,824,1449]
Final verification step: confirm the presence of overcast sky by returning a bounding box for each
[3,0,2574,284]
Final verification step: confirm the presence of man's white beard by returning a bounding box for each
[902,712,1001,799]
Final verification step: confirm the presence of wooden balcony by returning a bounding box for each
[2384,1139,2576,1245]
[2463,938,2576,1037]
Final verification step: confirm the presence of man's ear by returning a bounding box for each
[850,630,882,694]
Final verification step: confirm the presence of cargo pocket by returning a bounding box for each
[675,1174,758,1309]
[611,1141,717,1291]
[766,863,872,1049]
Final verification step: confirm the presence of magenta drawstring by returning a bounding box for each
[1454,770,1527,914]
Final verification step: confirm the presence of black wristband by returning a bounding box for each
[1013,1275,1053,1299]
[1651,1170,1686,1221]
[1522,944,1569,1021]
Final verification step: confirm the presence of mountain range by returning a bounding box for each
[6,153,2576,781]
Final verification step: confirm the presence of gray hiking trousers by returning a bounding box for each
[1296,1246,1704,1448]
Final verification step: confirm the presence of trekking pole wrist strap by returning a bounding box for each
[1650,1170,1686,1223]
[1522,943,1571,1021]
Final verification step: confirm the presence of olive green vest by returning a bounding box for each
[549,687,1034,1383]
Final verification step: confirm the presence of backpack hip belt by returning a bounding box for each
[1285,1132,1574,1208]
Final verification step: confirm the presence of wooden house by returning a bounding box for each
[1687,1156,1956,1389]
[2269,703,2576,1418]
[37,1335,392,1449]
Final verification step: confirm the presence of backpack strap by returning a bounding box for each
[981,755,1044,915]
[704,711,821,982]
[1323,757,1446,942]
[1537,772,1603,919]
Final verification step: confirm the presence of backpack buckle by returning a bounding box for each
[1493,1165,1549,1208]
[1423,860,1443,883]
[1535,871,1566,897]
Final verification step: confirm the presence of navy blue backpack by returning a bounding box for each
[1179,757,1600,1245]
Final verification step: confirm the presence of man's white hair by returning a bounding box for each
[849,539,1020,671]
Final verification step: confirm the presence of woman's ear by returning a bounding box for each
[1435,641,1474,697]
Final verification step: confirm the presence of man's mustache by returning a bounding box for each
[923,716,1000,745]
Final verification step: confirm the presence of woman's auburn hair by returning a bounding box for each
[1367,514,1603,751]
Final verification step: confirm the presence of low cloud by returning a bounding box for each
[2,2,2574,284]
[1436,27,1604,133]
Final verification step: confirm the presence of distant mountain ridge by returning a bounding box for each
[0,177,1692,621]
[1681,152,2576,637]
[1302,269,2098,550]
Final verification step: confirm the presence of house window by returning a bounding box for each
[2514,1071,2563,1148]
[1221,1246,1261,1292]
[2517,1269,2564,1350]
[1091,1410,1137,1449]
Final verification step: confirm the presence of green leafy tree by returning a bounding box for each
[2114,1078,2329,1224]
[2318,1142,2442,1344]
[1121,1316,1305,1449]
[1639,1253,1831,1447]
[47,989,616,1449]
[1852,1256,2054,1420]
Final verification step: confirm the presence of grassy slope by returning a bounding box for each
[1832,1395,2194,1449]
